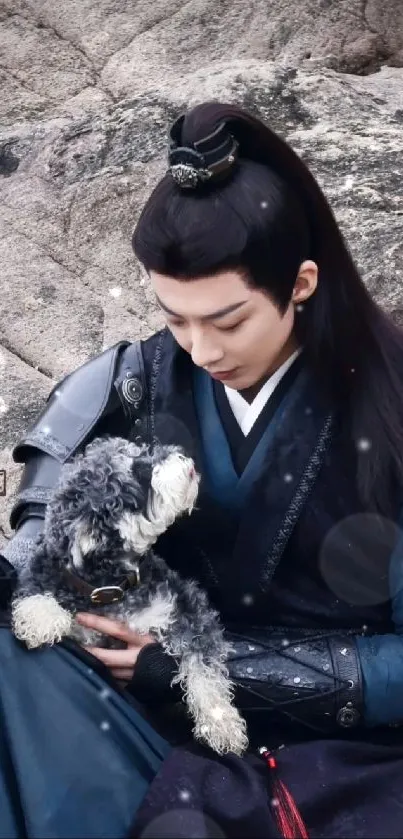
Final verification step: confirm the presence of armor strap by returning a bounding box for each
[113,340,151,446]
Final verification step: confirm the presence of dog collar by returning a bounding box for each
[61,565,140,605]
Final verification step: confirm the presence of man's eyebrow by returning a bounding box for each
[155,296,248,321]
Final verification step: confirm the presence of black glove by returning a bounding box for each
[128,643,181,706]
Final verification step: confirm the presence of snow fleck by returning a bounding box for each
[0,397,8,415]
[357,437,372,452]
[283,473,293,483]
[260,200,268,209]
[99,687,111,701]
[109,286,122,298]
[271,797,280,807]
[344,175,356,190]
[179,789,191,802]
[100,720,110,732]
[295,303,304,313]
[42,426,51,435]
[293,677,301,684]
[281,639,290,647]
[242,594,254,606]
[248,645,255,651]
[246,667,253,674]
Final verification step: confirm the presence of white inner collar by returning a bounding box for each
[224,349,301,436]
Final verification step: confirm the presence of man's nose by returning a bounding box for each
[190,331,224,369]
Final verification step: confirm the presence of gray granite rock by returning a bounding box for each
[0,1,402,547]
[0,346,50,542]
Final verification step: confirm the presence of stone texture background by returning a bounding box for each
[1,0,402,547]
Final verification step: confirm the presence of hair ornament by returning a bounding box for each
[168,113,239,189]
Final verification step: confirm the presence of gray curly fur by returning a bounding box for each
[11,435,248,755]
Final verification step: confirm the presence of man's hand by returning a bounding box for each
[76,612,154,686]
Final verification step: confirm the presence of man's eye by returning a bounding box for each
[219,321,243,333]
[168,320,185,328]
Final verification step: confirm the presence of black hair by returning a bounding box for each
[133,101,403,517]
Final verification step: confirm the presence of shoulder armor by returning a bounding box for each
[12,340,148,466]
[9,339,151,533]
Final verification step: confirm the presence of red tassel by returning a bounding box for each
[259,747,309,839]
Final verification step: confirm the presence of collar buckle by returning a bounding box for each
[90,585,125,605]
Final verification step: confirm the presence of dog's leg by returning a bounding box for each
[175,653,249,756]
[12,594,73,649]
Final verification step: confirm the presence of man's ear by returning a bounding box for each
[292,260,318,304]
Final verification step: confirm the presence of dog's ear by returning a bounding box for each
[129,458,153,506]
[70,522,98,569]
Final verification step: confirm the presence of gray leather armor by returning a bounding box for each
[9,339,147,537]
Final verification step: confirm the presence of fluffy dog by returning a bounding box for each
[11,436,248,756]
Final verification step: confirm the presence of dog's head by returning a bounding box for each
[44,436,199,582]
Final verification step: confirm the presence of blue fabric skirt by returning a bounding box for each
[0,629,171,839]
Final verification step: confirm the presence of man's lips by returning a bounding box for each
[208,368,239,381]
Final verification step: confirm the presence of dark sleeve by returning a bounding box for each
[127,644,183,706]
[224,628,364,735]
[127,631,363,734]
[354,523,403,726]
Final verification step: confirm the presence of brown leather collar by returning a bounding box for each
[61,565,140,605]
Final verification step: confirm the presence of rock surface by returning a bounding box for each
[0,1,402,544]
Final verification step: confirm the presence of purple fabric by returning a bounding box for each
[132,745,280,838]
[277,735,403,838]
[132,733,403,839]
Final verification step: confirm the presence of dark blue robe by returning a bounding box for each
[134,335,403,838]
[0,616,171,839]
[5,329,403,838]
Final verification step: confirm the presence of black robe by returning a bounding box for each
[131,332,403,838]
[4,329,403,839]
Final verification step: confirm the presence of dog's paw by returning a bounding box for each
[196,702,249,756]
[12,594,72,649]
[179,657,249,755]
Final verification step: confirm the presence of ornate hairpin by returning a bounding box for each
[168,114,239,189]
